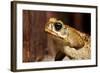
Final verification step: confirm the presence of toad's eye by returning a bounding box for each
[54,22,62,31]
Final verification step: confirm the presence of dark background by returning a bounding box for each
[23,10,91,62]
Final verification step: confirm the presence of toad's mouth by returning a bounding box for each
[45,27,65,40]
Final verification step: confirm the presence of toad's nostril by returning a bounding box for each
[54,22,62,31]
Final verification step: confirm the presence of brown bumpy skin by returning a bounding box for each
[45,18,91,60]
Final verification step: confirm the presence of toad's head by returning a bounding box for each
[45,18,85,49]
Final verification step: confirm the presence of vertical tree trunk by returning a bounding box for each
[23,10,31,62]
[23,10,48,62]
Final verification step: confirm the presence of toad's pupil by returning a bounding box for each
[54,22,62,31]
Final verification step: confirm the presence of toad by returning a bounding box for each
[45,18,91,60]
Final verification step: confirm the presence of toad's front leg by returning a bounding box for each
[55,51,65,61]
